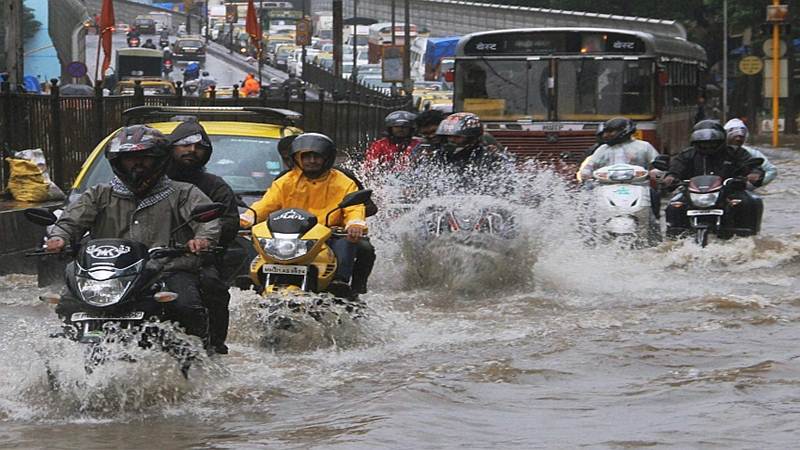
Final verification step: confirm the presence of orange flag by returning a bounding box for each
[99,0,115,75]
[245,0,262,49]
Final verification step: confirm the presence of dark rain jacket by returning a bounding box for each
[666,144,765,186]
[168,121,239,247]
[51,181,220,272]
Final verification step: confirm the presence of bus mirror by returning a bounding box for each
[443,69,454,83]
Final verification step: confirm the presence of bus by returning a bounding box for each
[451,28,707,163]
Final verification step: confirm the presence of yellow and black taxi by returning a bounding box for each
[69,106,302,205]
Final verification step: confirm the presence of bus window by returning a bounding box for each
[455,60,528,120]
[558,59,654,120]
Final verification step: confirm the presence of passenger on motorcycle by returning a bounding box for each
[45,125,220,342]
[724,118,777,186]
[242,133,368,296]
[142,38,157,49]
[281,73,303,97]
[183,62,200,82]
[364,110,421,172]
[662,123,765,235]
[168,121,239,354]
[240,73,261,97]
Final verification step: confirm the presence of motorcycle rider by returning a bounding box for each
[240,73,261,97]
[275,135,377,294]
[662,123,765,235]
[429,112,510,169]
[45,125,220,342]
[724,118,777,186]
[578,117,661,216]
[183,62,201,82]
[364,110,421,172]
[142,38,157,49]
[198,71,217,94]
[168,120,239,354]
[241,133,368,297]
[281,73,303,98]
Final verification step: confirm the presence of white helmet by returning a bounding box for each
[723,118,748,141]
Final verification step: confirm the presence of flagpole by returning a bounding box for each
[258,0,263,88]
[95,28,103,83]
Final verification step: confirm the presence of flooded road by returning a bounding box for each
[2,146,800,448]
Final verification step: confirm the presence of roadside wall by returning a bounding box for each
[82,0,203,34]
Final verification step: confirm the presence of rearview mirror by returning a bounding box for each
[190,203,225,223]
[338,189,372,209]
[24,208,58,226]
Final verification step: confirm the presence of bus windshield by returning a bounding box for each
[455,57,654,121]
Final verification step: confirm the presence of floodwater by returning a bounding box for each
[2,147,800,449]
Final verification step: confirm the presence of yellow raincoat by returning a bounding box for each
[245,167,366,229]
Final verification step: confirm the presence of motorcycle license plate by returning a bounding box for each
[687,209,724,216]
[262,264,307,275]
[71,311,145,322]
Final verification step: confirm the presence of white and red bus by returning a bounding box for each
[451,28,707,163]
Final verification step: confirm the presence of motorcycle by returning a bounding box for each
[183,78,200,96]
[589,164,660,246]
[127,36,141,47]
[24,203,225,377]
[159,37,169,48]
[243,190,372,339]
[665,175,763,247]
[162,58,174,75]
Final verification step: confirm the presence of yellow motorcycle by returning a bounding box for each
[246,189,372,298]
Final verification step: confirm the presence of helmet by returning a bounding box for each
[289,133,336,178]
[106,125,171,195]
[384,110,417,130]
[690,128,726,155]
[595,122,606,144]
[693,119,725,134]
[602,117,636,145]
[277,134,298,167]
[723,118,748,142]
[435,112,483,138]
[202,71,210,77]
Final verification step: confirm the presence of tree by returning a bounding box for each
[0,2,43,71]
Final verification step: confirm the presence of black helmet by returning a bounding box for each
[384,110,417,130]
[436,112,483,138]
[106,125,171,195]
[289,133,336,178]
[692,119,725,134]
[277,134,298,167]
[690,128,726,155]
[602,117,636,146]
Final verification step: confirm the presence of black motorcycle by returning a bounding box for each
[665,174,764,247]
[25,203,224,377]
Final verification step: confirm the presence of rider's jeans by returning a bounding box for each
[329,237,356,282]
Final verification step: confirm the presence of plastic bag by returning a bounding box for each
[5,148,66,202]
[5,157,49,202]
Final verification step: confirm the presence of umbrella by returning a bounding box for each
[59,83,95,96]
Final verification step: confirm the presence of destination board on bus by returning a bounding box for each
[462,31,646,56]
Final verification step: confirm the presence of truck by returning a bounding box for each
[422,36,459,81]
[312,11,333,39]
[148,11,173,33]
[367,22,417,64]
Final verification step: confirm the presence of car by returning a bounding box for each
[172,36,207,62]
[113,79,177,96]
[69,106,302,205]
[273,44,296,72]
[133,16,157,35]
[38,106,304,288]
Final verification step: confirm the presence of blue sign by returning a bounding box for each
[66,61,88,78]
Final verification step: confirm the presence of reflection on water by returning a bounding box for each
[1,148,800,447]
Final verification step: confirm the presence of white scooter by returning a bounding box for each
[591,164,660,246]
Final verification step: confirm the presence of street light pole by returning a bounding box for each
[352,0,358,80]
[259,0,263,88]
[722,0,728,121]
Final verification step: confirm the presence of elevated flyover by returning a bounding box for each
[310,0,686,38]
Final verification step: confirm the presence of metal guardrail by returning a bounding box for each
[0,79,411,191]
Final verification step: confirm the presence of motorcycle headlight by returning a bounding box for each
[76,276,133,307]
[689,192,720,208]
[259,238,315,261]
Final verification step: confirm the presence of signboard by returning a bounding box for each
[382,45,404,82]
[766,5,789,23]
[225,5,238,23]
[763,59,788,98]
[762,39,787,58]
[66,61,88,78]
[296,18,311,46]
[738,56,763,75]
[462,31,645,56]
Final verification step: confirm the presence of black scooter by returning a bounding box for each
[25,203,224,377]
